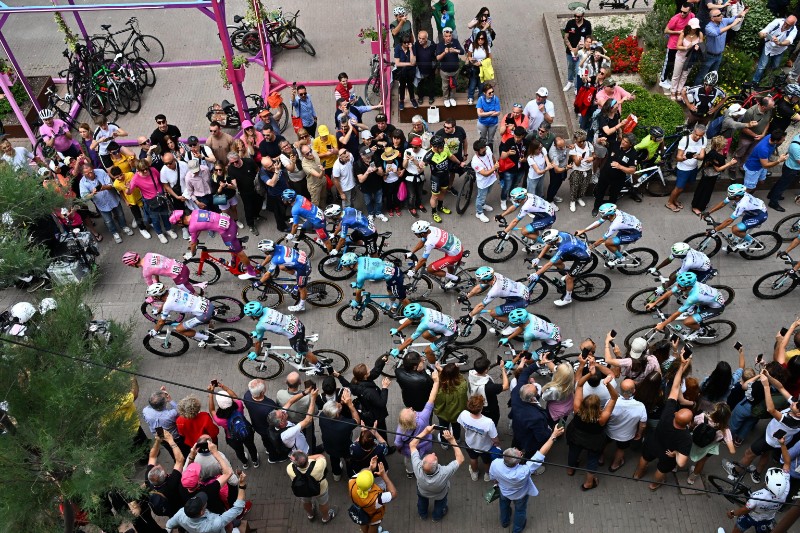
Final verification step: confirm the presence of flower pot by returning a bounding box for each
[232,66,246,84]
[0,71,17,87]
[370,40,381,55]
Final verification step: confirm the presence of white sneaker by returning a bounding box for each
[288,303,306,312]
[444,99,451,108]
[377,213,388,222]
[483,204,493,212]
[182,227,190,240]
[500,200,507,210]
[554,297,573,307]
[112,233,122,243]
[122,226,134,236]
[236,221,244,229]
[131,219,137,229]
[368,215,375,224]
[562,81,573,91]
[577,198,586,207]
[476,212,489,223]
[467,98,474,105]
[469,464,479,481]
[157,233,168,244]
[449,98,457,107]
[484,472,491,482]
[139,228,152,239]
[553,196,563,203]
[569,201,576,212]
[659,80,672,89]
[166,229,178,239]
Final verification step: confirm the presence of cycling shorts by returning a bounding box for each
[386,268,407,300]
[289,321,309,355]
[429,250,463,272]
[735,515,774,533]
[172,265,196,293]
[292,264,311,288]
[612,229,642,245]
[740,210,768,229]
[693,304,725,324]
[430,173,448,194]
[431,331,456,353]
[496,297,528,316]
[689,269,714,284]
[525,213,556,232]
[220,226,243,253]
[565,257,591,277]
[351,230,378,255]
[183,301,215,329]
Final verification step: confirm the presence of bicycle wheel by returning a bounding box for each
[405,274,434,299]
[184,259,221,285]
[132,57,156,88]
[241,283,283,307]
[571,274,611,301]
[713,285,735,306]
[456,173,475,214]
[381,248,412,266]
[230,28,251,53]
[139,301,185,324]
[316,349,350,374]
[753,270,798,299]
[644,173,672,197]
[739,231,782,260]
[624,325,667,349]
[210,327,252,354]
[443,345,487,372]
[617,247,658,275]
[685,232,722,258]
[318,257,354,281]
[455,319,487,345]
[242,31,264,55]
[277,235,315,260]
[478,236,518,263]
[516,276,549,305]
[707,475,750,506]
[626,287,665,314]
[773,213,800,242]
[306,281,343,307]
[693,320,737,346]
[336,303,380,330]
[239,353,284,380]
[132,35,165,63]
[287,28,315,56]
[364,74,382,106]
[33,137,57,161]
[120,80,141,113]
[209,296,244,323]
[143,331,189,357]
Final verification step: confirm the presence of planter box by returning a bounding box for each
[2,75,54,139]
[232,66,246,84]
[370,40,381,55]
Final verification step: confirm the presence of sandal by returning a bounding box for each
[692,208,702,216]
[581,478,598,491]
[648,482,662,491]
[670,93,677,101]
[93,233,103,242]
[665,203,681,213]
[675,201,684,209]
[609,460,625,473]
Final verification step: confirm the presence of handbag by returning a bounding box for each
[427,105,440,124]
[145,169,170,211]
[291,101,303,133]
[397,181,408,201]
[212,194,228,206]
[485,484,501,503]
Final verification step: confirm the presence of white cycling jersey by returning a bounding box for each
[482,274,530,305]
[516,194,555,220]
[161,287,210,318]
[674,249,712,273]
[602,211,642,239]
[421,227,462,258]
[727,193,767,219]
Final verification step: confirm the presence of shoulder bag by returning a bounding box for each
[145,169,171,211]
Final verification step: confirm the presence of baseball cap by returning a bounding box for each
[376,114,388,122]
[575,6,586,14]
[442,27,453,33]
[410,137,422,147]
[603,78,617,88]
[630,337,648,360]
[536,87,549,97]
[318,125,330,137]
[728,103,746,117]
[241,119,254,129]
[187,135,199,144]
[187,158,200,173]
[216,390,233,409]
[181,462,201,488]
[361,130,374,139]
[687,18,700,29]
[184,491,208,518]
[359,145,372,156]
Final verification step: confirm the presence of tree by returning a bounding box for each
[404,0,433,36]
[0,279,142,532]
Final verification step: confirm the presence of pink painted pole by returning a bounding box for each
[0,71,36,145]
[0,29,40,113]
[209,0,248,124]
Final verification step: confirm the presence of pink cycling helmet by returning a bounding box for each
[121,251,140,266]
[168,210,185,225]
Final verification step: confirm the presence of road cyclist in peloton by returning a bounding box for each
[460,266,530,336]
[325,204,379,257]
[645,272,726,340]
[406,220,464,290]
[575,203,642,267]
[340,252,409,316]
[389,303,458,364]
[146,283,214,347]
[169,209,259,279]
[246,239,311,312]
[647,242,714,296]
[122,251,206,295]
[528,228,593,307]
[702,184,768,252]
[243,301,329,375]
[281,189,335,257]
[498,308,562,366]
[496,187,557,251]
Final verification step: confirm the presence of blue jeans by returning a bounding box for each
[99,203,127,234]
[694,52,723,85]
[417,490,448,520]
[468,72,482,101]
[363,188,383,216]
[753,51,784,84]
[476,183,493,214]
[527,175,544,197]
[566,52,578,84]
[499,493,528,533]
[142,201,172,235]
[730,399,757,441]
[499,170,517,201]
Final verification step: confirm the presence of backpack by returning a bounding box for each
[268,425,293,457]
[291,461,322,497]
[347,484,378,525]
[227,410,253,441]
[706,114,725,139]
[692,417,717,448]
[147,489,171,517]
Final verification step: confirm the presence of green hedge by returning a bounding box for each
[718,47,756,96]
[638,48,666,87]
[620,83,686,139]
[734,0,774,58]
[0,82,30,121]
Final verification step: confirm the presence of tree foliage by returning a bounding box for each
[403,0,433,36]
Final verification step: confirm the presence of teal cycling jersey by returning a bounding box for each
[354,256,394,289]
[672,281,725,312]
[521,315,561,351]
[253,307,301,339]
[409,308,457,340]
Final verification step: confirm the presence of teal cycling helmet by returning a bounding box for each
[243,301,264,317]
[475,266,495,281]
[403,302,424,319]
[598,203,617,217]
[340,252,358,266]
[676,271,697,288]
[281,189,297,202]
[727,183,746,198]
[671,242,691,257]
[510,187,528,203]
[508,308,530,325]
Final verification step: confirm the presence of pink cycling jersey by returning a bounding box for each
[142,252,185,284]
[188,210,236,243]
[39,119,75,152]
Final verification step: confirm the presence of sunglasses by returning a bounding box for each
[298,92,307,96]
[214,168,223,172]
[140,140,151,145]
[487,91,494,95]
[188,143,198,147]
[156,120,167,124]
[209,129,219,133]
[299,134,310,139]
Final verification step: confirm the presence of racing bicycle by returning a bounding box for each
[455,294,552,346]
[143,322,252,357]
[89,17,165,63]
[240,274,343,308]
[576,233,659,276]
[238,333,349,379]
[753,252,800,299]
[404,251,477,298]
[685,214,781,260]
[381,331,487,378]
[707,461,753,506]
[184,238,265,285]
[623,307,736,349]
[335,289,441,330]
[140,295,245,324]
[316,233,410,281]
[455,168,478,215]
[626,269,735,314]
[521,265,611,305]
[772,204,800,242]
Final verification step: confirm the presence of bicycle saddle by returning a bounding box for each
[101,24,112,30]
[379,231,392,238]
[462,250,471,257]
[221,99,235,110]
[234,15,243,23]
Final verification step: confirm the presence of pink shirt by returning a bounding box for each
[211,399,245,439]
[141,252,185,285]
[666,12,695,50]
[595,86,633,112]
[128,167,165,200]
[39,119,74,151]
[188,210,233,243]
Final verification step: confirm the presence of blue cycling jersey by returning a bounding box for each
[291,196,326,229]
[409,308,457,340]
[550,231,591,262]
[340,207,376,238]
[354,256,395,288]
[267,245,310,274]
[671,281,725,312]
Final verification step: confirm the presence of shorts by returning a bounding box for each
[351,230,378,255]
[565,257,591,277]
[314,226,330,241]
[289,322,309,355]
[612,438,633,450]
[220,226,243,253]
[612,229,642,245]
[431,332,456,352]
[690,269,714,284]
[218,195,238,210]
[386,268,407,299]
[467,448,492,463]
[693,304,724,324]
[293,264,311,288]
[173,264,191,286]
[299,489,329,506]
[429,250,463,272]
[749,433,774,456]
[496,297,528,315]
[735,514,774,533]
[641,441,677,473]
[675,168,699,189]
[743,167,768,189]
[183,302,215,329]
[430,173,448,194]
[740,210,768,229]
[525,213,556,232]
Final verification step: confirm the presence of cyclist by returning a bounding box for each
[778,231,800,271]
[630,126,665,203]
[682,70,726,122]
[340,252,409,315]
[575,203,642,266]
[529,228,593,307]
[122,251,204,295]
[169,209,258,279]
[645,272,726,339]
[389,303,457,364]
[37,108,80,159]
[146,283,214,347]
[703,184,768,252]
[461,266,529,335]
[325,204,379,257]
[499,308,561,359]
[496,187,556,247]
[422,135,468,222]
[243,301,327,374]
[249,240,311,313]
[407,220,463,290]
[281,189,335,255]
[649,241,714,292]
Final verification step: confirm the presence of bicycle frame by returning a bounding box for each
[195,246,249,277]
[98,18,141,54]
[255,333,320,372]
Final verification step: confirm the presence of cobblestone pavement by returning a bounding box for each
[3,1,799,531]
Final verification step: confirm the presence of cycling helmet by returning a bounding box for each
[393,6,406,15]
[475,266,495,281]
[383,260,396,271]
[430,135,445,149]
[786,83,800,98]
[703,70,718,86]
[243,301,264,317]
[649,126,664,140]
[257,239,275,253]
[39,298,57,314]
[510,187,528,203]
[38,108,55,120]
[670,242,691,257]
[168,210,185,225]
[281,189,297,202]
[324,204,342,217]
[727,183,746,198]
[411,220,430,234]
[146,283,167,297]
[403,302,424,319]
[765,467,788,496]
[598,203,617,217]
[508,308,530,325]
[121,251,140,266]
[541,229,561,244]
[10,302,36,324]
[676,272,697,288]
[340,252,358,266]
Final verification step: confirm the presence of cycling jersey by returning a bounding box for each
[267,245,310,275]
[516,194,556,220]
[142,252,185,285]
[253,307,302,339]
[684,85,725,116]
[423,146,453,176]
[421,227,462,259]
[339,207,376,239]
[598,211,642,239]
[354,257,394,289]
[161,287,211,318]
[550,231,591,262]
[672,249,712,274]
[39,119,76,153]
[633,135,662,163]
[726,193,767,220]
[521,315,561,351]
[187,210,235,243]
[744,471,790,521]
[481,273,529,306]
[672,281,725,312]
[409,308,457,340]
[291,196,326,229]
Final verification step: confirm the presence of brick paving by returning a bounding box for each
[3,1,800,532]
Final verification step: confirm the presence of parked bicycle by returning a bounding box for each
[626,269,735,313]
[335,289,441,330]
[241,274,343,308]
[623,307,736,349]
[364,53,382,106]
[238,332,349,379]
[685,214,781,260]
[753,252,800,299]
[143,322,252,357]
[228,9,315,57]
[718,72,789,117]
[455,168,478,215]
[205,93,288,132]
[90,17,165,63]
[381,331,486,378]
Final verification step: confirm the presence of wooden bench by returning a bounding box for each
[397,94,478,124]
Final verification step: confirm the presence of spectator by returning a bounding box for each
[606,379,647,473]
[742,128,787,192]
[276,372,316,449]
[395,368,440,477]
[411,426,464,521]
[145,434,185,517]
[354,145,388,222]
[774,320,800,397]
[697,0,728,32]
[532,122,556,152]
[394,35,417,112]
[568,129,594,212]
[142,387,184,456]
[348,461,397,533]
[434,363,468,444]
[663,3,696,90]
[718,105,753,156]
[205,121,234,164]
[380,146,404,217]
[413,31,437,106]
[695,8,748,84]
[110,165,151,239]
[184,158,214,213]
[150,113,181,152]
[575,36,595,91]
[291,84,317,138]
[436,118,468,194]
[468,356,509,426]
[497,126,527,211]
[489,426,564,533]
[192,434,240,492]
[691,135,739,214]
[75,123,102,169]
[468,6,494,45]
[637,370,667,431]
[510,360,551,464]
[682,72,727,126]
[687,402,735,484]
[547,136,571,204]
[458,394,500,481]
[78,163,131,244]
[670,18,704,101]
[92,115,127,169]
[523,87,555,138]
[604,335,663,384]
[287,450,336,523]
[257,124,285,160]
[335,360,392,443]
[226,152,262,235]
[539,355,575,425]
[729,363,782,445]
[436,27,464,108]
[258,156,290,232]
[254,108,281,134]
[753,15,797,84]
[665,123,707,213]
[467,31,492,106]
[318,389,360,481]
[370,113,396,148]
[166,469,248,533]
[159,153,189,236]
[471,138,499,223]
[525,139,552,198]
[180,445,233,515]
[403,136,428,216]
[240,122,263,163]
[562,7,592,92]
[595,78,634,115]
[332,148,357,208]
[733,96,776,176]
[127,158,176,243]
[241,378,282,464]
[350,426,390,476]
[432,0,458,41]
[499,103,529,143]
[163,134,188,162]
[211,162,243,228]
[207,383,260,470]
[593,132,637,215]
[407,114,429,146]
[137,135,163,171]
[389,5,412,48]
[184,135,216,170]
[278,138,309,198]
[267,387,319,454]
[300,142,328,209]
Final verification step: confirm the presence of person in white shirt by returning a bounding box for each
[332,149,357,208]
[605,379,647,472]
[267,387,318,454]
[753,16,798,85]
[457,394,500,481]
[160,152,191,239]
[523,87,555,134]
[0,139,34,171]
[403,137,428,216]
[666,123,706,213]
[471,139,499,222]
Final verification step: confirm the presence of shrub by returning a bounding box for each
[0,82,29,121]
[621,83,686,139]
[637,0,674,50]
[718,47,756,96]
[733,0,774,58]
[638,47,666,87]
[606,36,643,73]
[592,18,636,46]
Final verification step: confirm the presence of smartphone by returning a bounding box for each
[155,427,164,438]
[609,340,616,348]
[683,346,693,358]
[326,366,334,376]
[756,353,764,363]
[610,329,617,338]
[780,327,789,336]
[211,379,219,387]
[734,341,743,351]
[670,333,679,343]
[556,419,566,429]
[304,379,316,390]
[197,441,209,453]
[292,81,297,88]
[774,429,787,440]
[496,354,503,366]
[433,424,449,432]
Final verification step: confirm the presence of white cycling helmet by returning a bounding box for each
[324,204,343,217]
[765,467,788,496]
[727,183,746,198]
[38,298,57,314]
[393,6,406,15]
[411,220,430,234]
[671,242,691,257]
[38,108,55,120]
[541,229,561,244]
[257,239,275,253]
[10,302,36,324]
[146,283,167,297]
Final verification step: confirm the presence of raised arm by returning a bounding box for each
[669,352,691,401]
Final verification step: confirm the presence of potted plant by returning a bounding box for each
[358,25,389,55]
[219,55,249,89]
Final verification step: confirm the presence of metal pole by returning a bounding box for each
[65,0,92,45]
[209,0,247,124]
[0,71,36,145]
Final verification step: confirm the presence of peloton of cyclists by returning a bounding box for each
[248,239,311,312]
[575,203,643,267]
